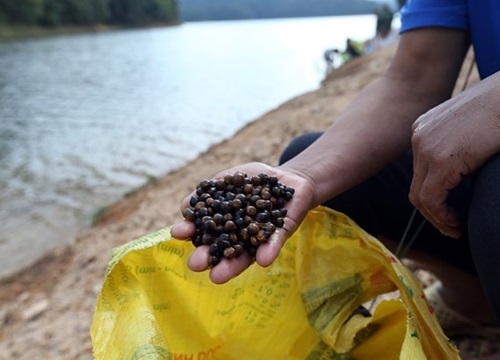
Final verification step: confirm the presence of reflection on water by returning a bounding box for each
[0,15,376,277]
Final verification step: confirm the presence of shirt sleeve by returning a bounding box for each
[400,0,469,33]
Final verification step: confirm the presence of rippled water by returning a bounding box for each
[0,15,377,277]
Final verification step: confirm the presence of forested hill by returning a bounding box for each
[180,0,382,22]
[0,0,179,28]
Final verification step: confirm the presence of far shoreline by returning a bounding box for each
[0,21,180,42]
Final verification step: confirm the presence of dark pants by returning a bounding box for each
[280,132,500,322]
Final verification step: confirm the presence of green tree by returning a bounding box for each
[152,0,178,22]
[0,0,45,24]
[0,0,178,27]
[60,0,110,25]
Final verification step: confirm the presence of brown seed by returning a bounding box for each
[247,222,260,235]
[224,220,236,233]
[223,247,236,259]
[231,198,243,209]
[260,189,272,200]
[256,230,267,242]
[246,205,257,216]
[244,215,253,225]
[243,183,253,194]
[232,172,246,187]
[250,236,259,247]
[251,175,262,185]
[224,174,233,184]
[194,201,205,211]
[233,244,244,256]
[239,228,249,242]
[229,233,238,243]
[255,199,267,209]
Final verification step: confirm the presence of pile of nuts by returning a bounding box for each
[182,172,294,267]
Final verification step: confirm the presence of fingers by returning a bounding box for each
[187,245,254,284]
[410,157,462,238]
[255,212,299,267]
[171,220,196,240]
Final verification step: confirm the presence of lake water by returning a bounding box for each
[0,15,379,277]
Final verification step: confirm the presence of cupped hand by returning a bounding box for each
[409,76,500,238]
[171,162,315,284]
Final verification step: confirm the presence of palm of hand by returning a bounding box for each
[171,162,314,283]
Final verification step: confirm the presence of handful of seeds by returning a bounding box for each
[182,172,294,267]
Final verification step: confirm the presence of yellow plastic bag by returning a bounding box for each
[91,206,460,359]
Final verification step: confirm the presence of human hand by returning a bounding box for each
[171,162,315,284]
[409,76,500,238]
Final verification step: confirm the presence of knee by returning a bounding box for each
[469,154,500,242]
[279,132,323,165]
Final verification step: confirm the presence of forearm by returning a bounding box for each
[279,74,439,206]
[279,28,469,208]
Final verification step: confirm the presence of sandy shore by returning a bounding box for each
[1,42,497,359]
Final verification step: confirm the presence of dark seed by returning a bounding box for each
[213,213,224,224]
[189,196,199,207]
[255,212,269,223]
[209,243,220,256]
[208,255,221,267]
[202,234,212,245]
[182,208,196,221]
[274,218,284,227]
[203,219,216,233]
[219,233,230,242]
[215,179,226,189]
[198,207,209,217]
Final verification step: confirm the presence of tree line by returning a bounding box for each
[0,0,179,27]
[179,0,381,22]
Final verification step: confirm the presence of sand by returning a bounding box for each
[1,42,498,359]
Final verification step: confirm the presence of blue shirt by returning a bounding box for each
[400,0,500,79]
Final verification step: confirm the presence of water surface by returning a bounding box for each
[0,15,377,277]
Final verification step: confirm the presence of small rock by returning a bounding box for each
[22,299,49,321]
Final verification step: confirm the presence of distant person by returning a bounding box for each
[375,4,394,39]
[323,48,339,68]
[323,39,363,70]
[344,38,363,59]
[365,4,397,54]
